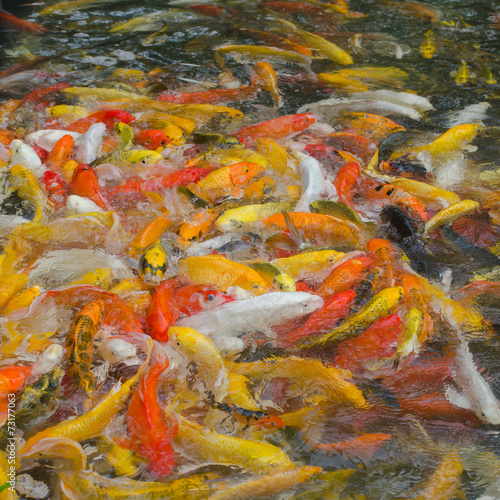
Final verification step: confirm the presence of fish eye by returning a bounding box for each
[176,341,181,346]
[161,140,166,146]
[253,283,260,289]
[243,167,249,173]
[328,258,334,262]
[146,140,150,144]
[142,159,147,164]
[207,293,215,301]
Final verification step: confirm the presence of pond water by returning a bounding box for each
[1,0,500,499]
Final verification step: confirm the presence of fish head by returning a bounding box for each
[192,286,234,311]
[273,274,296,292]
[9,139,23,155]
[135,151,163,165]
[229,161,263,186]
[168,326,199,358]
[254,414,287,430]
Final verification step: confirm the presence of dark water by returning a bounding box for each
[1,0,500,499]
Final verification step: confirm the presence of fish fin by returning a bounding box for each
[282,210,310,251]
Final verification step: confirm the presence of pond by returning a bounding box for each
[1,0,500,499]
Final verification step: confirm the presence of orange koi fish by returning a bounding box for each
[66,300,105,395]
[126,359,178,478]
[317,255,373,297]
[333,161,361,205]
[67,110,135,133]
[235,113,317,146]
[158,75,258,105]
[0,9,48,32]
[146,280,179,342]
[0,365,32,396]
[135,129,169,149]
[69,164,110,210]
[188,162,263,204]
[45,134,74,170]
[265,211,363,248]
[314,433,391,460]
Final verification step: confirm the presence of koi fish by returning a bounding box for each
[0,10,48,33]
[281,290,356,347]
[314,433,391,460]
[296,286,404,350]
[45,134,75,170]
[335,313,403,373]
[265,212,363,249]
[126,358,178,478]
[173,284,234,315]
[210,465,321,499]
[146,279,178,342]
[178,291,323,355]
[178,255,273,295]
[188,162,264,203]
[135,129,169,149]
[206,391,286,430]
[246,262,296,292]
[235,113,317,146]
[66,300,105,395]
[20,337,153,454]
[69,164,110,210]
[419,30,436,59]
[158,76,258,104]
[232,356,368,408]
[169,411,294,473]
[271,250,346,281]
[169,326,229,400]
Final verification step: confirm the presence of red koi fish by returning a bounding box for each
[174,284,234,316]
[69,164,110,210]
[280,290,356,347]
[158,75,258,105]
[397,393,481,425]
[146,280,179,342]
[126,359,178,478]
[19,82,70,107]
[0,10,48,33]
[32,144,49,160]
[325,132,377,165]
[304,144,346,169]
[41,170,68,210]
[107,167,213,195]
[314,433,391,461]
[334,313,402,373]
[67,110,135,133]
[135,130,170,150]
[235,113,317,146]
